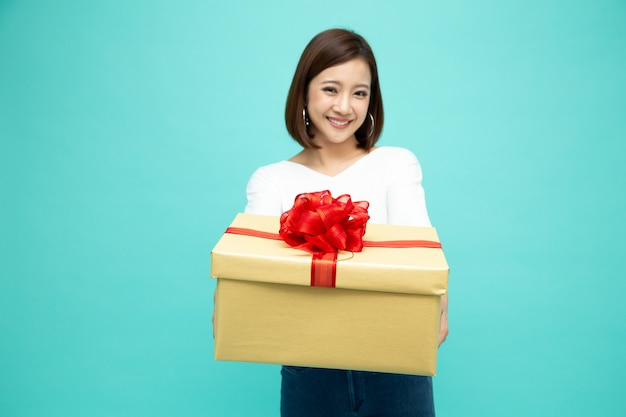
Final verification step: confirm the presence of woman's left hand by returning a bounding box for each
[438,294,448,347]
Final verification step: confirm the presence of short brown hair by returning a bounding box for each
[285,28,384,150]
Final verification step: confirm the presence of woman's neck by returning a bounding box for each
[290,143,370,177]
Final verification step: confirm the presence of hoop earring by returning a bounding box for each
[368,112,374,137]
[303,107,310,128]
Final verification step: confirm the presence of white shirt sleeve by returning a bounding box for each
[244,167,284,216]
[386,149,432,227]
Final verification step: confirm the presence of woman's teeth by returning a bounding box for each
[328,117,349,126]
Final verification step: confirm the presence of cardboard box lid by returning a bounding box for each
[211,213,449,296]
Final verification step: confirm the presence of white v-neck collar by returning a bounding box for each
[283,147,382,179]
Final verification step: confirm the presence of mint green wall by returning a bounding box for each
[1,1,624,416]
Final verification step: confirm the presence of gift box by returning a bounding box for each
[210,212,449,375]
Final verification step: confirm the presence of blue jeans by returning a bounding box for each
[280,366,435,417]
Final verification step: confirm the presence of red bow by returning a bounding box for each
[279,190,370,254]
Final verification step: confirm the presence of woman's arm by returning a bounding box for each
[385,148,448,347]
[244,167,283,216]
[385,148,431,227]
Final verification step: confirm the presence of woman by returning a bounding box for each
[244,28,448,417]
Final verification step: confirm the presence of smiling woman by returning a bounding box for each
[239,28,447,417]
[285,29,384,153]
[305,59,371,147]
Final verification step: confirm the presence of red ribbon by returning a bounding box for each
[224,227,442,251]
[225,189,440,288]
[225,227,282,241]
[224,226,341,287]
[225,228,441,288]
[279,191,370,254]
[311,252,339,287]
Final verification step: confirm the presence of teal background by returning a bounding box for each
[1,0,625,416]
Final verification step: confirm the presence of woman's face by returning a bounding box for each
[306,58,371,147]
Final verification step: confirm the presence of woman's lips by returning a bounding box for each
[327,117,351,129]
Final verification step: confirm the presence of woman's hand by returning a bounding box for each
[438,294,448,347]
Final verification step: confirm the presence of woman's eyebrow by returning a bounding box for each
[320,80,371,90]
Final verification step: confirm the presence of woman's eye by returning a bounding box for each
[323,87,337,94]
[355,90,369,98]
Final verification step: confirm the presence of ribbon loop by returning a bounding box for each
[280,190,370,254]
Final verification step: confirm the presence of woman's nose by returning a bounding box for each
[334,93,351,114]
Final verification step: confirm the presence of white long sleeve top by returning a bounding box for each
[244,146,431,227]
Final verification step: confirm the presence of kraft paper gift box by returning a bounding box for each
[210,213,449,376]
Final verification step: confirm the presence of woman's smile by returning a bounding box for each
[305,58,371,146]
[327,116,352,128]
